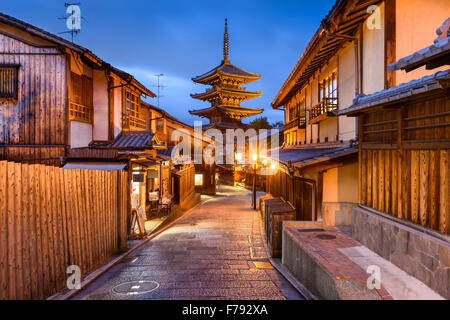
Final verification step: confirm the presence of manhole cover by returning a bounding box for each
[112,280,159,295]
[315,234,337,240]
[297,228,325,233]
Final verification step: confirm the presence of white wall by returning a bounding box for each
[70,121,92,148]
[113,80,122,138]
[338,41,357,141]
[93,70,109,141]
[362,1,385,94]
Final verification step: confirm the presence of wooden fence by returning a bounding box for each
[177,165,195,205]
[0,161,129,300]
[266,168,315,221]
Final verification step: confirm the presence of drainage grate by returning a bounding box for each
[297,228,325,233]
[315,234,337,240]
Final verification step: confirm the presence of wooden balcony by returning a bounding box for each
[309,98,338,124]
[284,115,306,131]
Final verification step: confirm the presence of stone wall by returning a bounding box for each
[352,206,450,299]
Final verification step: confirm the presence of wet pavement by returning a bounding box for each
[72,185,303,300]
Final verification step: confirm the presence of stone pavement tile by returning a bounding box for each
[136,288,176,300]
[158,281,203,289]
[174,288,230,297]
[73,186,301,300]
[249,281,280,289]
[229,264,250,269]
[200,281,253,288]
[227,287,283,297]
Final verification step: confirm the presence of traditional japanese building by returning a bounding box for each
[189,19,263,131]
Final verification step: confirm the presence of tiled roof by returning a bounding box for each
[110,131,156,149]
[338,70,450,115]
[388,37,450,73]
[192,62,261,82]
[275,143,356,166]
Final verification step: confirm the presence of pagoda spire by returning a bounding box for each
[223,18,230,64]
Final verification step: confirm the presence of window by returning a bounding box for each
[0,65,19,99]
[156,119,165,132]
[69,72,93,123]
[123,89,146,129]
[319,71,337,101]
[195,174,204,186]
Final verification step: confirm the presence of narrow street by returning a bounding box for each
[72,185,303,300]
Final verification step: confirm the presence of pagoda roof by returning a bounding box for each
[192,61,261,84]
[189,105,263,120]
[191,87,262,101]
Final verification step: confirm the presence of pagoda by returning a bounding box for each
[190,19,263,131]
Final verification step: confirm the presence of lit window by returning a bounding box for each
[195,174,203,186]
[0,65,19,99]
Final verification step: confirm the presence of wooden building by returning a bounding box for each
[338,18,449,299]
[142,101,216,195]
[267,0,449,226]
[0,12,155,166]
[0,12,201,235]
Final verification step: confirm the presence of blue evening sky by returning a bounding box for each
[1,0,335,125]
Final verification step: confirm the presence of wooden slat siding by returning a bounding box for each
[63,168,74,269]
[410,150,419,224]
[84,170,93,271]
[21,164,32,299]
[429,150,439,230]
[49,166,57,292]
[55,166,67,292]
[440,150,449,234]
[372,150,378,210]
[0,33,67,164]
[419,151,430,227]
[0,162,129,299]
[397,149,403,219]
[15,162,25,299]
[43,165,55,294]
[391,150,398,217]
[0,162,7,299]
[79,168,89,272]
[7,157,16,300]
[378,150,384,212]
[384,150,391,214]
[99,171,106,262]
[367,150,372,207]
[66,169,77,271]
[32,164,44,299]
[361,147,367,205]
[105,171,111,253]
[76,169,87,274]
[93,170,101,265]
[402,150,411,221]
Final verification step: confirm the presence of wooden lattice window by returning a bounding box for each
[0,65,19,99]
[319,71,338,101]
[156,119,164,131]
[69,72,93,123]
[123,89,146,129]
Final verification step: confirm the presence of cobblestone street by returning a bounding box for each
[72,185,303,300]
